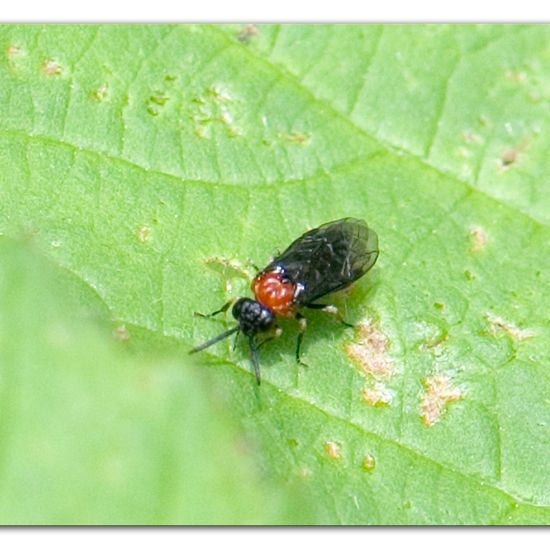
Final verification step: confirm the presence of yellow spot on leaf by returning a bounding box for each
[324,441,341,460]
[362,453,376,472]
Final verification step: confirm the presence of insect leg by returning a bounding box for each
[305,303,354,328]
[295,313,309,367]
[248,336,261,385]
[247,259,261,273]
[193,299,234,319]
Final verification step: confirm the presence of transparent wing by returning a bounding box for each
[262,218,379,305]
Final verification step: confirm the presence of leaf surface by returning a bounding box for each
[1,24,550,524]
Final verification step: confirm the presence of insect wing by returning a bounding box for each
[266,218,379,305]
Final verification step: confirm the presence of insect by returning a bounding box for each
[189,218,379,385]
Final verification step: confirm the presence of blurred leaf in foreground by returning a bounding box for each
[0,239,308,524]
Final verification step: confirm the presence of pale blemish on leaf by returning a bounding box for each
[469,224,489,253]
[486,312,535,341]
[220,108,234,126]
[362,381,394,407]
[462,131,483,144]
[42,59,63,76]
[260,116,307,147]
[420,374,462,427]
[209,84,233,104]
[361,453,376,473]
[136,225,152,243]
[498,137,530,173]
[324,441,342,460]
[6,45,24,68]
[92,83,109,102]
[237,24,260,43]
[277,131,311,146]
[226,125,243,138]
[193,117,210,139]
[6,45,21,58]
[191,85,241,138]
[500,148,519,169]
[345,319,393,380]
[220,107,243,137]
[456,146,472,159]
[505,69,527,82]
[113,325,130,342]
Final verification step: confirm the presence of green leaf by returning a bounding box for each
[1,24,550,524]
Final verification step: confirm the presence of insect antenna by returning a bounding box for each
[248,336,261,385]
[189,325,240,354]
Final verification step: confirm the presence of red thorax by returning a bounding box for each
[252,270,296,318]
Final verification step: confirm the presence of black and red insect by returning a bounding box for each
[190,218,379,384]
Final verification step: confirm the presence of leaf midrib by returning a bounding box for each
[0,127,386,191]
[210,25,549,230]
